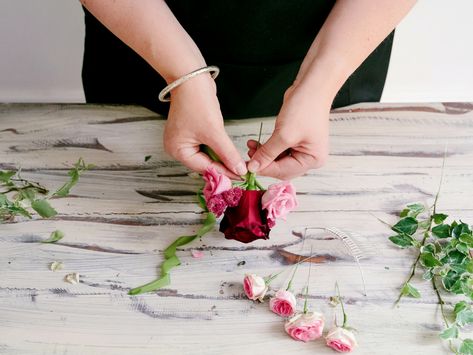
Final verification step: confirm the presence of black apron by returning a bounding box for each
[82,1,394,119]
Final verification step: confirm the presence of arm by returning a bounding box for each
[247,0,417,179]
[80,0,247,178]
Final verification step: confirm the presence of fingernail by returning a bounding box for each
[235,161,248,176]
[247,160,260,173]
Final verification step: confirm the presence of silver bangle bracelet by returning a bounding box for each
[158,65,220,102]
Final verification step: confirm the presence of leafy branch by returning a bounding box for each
[0,158,92,222]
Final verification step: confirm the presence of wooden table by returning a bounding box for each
[1,103,473,354]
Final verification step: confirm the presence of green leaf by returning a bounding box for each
[160,255,181,276]
[420,252,442,268]
[460,339,473,355]
[401,283,421,298]
[453,222,472,239]
[454,301,469,315]
[460,233,473,246]
[128,273,171,295]
[144,155,152,162]
[389,234,416,248]
[432,224,451,238]
[53,158,92,197]
[419,220,431,229]
[466,260,473,273]
[0,170,16,183]
[392,217,418,236]
[31,199,57,218]
[422,269,434,281]
[456,309,473,327]
[433,213,448,224]
[456,242,470,255]
[41,230,64,243]
[439,325,459,340]
[400,203,424,218]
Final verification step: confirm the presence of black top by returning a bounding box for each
[82,1,394,119]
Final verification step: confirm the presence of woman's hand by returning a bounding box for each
[164,75,247,179]
[246,84,330,180]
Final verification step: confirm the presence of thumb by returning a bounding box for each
[247,133,289,173]
[205,132,247,176]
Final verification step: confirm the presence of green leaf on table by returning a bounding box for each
[128,273,171,295]
[460,339,473,355]
[53,157,93,197]
[401,283,421,298]
[41,230,64,243]
[0,170,16,183]
[144,155,152,162]
[456,308,473,327]
[389,234,416,248]
[432,224,451,238]
[420,252,442,268]
[439,325,459,340]
[392,217,418,236]
[31,199,57,218]
[433,213,448,224]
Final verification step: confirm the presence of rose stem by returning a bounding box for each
[336,282,348,328]
[303,247,313,314]
[395,150,446,305]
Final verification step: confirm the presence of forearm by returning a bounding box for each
[80,0,207,83]
[295,0,417,101]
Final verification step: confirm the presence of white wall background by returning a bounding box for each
[0,0,472,104]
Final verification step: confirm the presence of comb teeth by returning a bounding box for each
[325,227,366,261]
[301,226,367,296]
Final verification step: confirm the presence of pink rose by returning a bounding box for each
[203,167,232,201]
[261,181,297,223]
[243,274,267,302]
[326,327,357,353]
[269,289,297,317]
[284,311,325,342]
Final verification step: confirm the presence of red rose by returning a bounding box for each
[219,190,271,243]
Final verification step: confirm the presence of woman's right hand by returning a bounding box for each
[163,74,247,179]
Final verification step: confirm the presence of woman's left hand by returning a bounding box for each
[246,84,331,180]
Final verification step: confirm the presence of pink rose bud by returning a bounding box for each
[203,167,232,202]
[284,311,325,342]
[269,289,297,317]
[261,181,298,222]
[243,274,267,302]
[207,194,227,217]
[326,327,358,353]
[221,187,243,207]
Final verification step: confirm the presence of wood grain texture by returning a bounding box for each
[1,103,473,354]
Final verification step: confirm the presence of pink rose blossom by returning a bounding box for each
[203,167,232,201]
[243,274,267,302]
[326,327,357,353]
[207,194,227,217]
[284,311,325,342]
[222,187,243,207]
[261,181,298,223]
[269,289,297,317]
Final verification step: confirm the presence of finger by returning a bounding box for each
[248,148,290,160]
[179,147,241,180]
[257,151,319,180]
[247,139,259,149]
[205,132,247,177]
[247,133,290,173]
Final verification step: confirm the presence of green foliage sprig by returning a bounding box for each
[386,157,473,354]
[0,158,92,222]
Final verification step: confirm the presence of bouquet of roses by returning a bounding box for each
[129,150,298,295]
